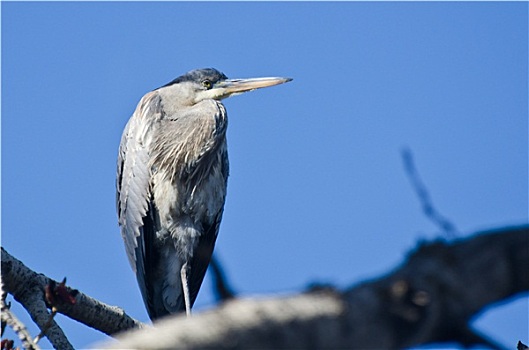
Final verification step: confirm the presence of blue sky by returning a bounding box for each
[2,2,527,348]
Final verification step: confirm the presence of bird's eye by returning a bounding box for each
[202,80,212,89]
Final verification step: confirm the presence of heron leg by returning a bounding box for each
[180,262,192,316]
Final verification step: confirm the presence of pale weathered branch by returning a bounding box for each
[97,225,528,349]
[1,247,147,345]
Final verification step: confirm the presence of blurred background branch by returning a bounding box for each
[3,224,527,349]
[99,225,528,349]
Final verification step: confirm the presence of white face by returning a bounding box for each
[194,85,230,102]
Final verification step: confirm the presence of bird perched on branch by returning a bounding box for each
[116,68,291,320]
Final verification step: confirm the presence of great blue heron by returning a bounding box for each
[116,68,291,320]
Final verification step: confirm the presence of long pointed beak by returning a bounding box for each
[210,77,292,100]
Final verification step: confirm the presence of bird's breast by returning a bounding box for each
[149,100,228,246]
[151,150,227,258]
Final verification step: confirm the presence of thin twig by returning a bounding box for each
[33,308,57,345]
[0,281,40,350]
[401,147,459,238]
[209,254,236,302]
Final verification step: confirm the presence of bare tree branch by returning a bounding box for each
[97,225,528,349]
[1,247,147,344]
[2,225,526,349]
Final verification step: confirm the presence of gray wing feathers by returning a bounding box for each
[117,92,163,271]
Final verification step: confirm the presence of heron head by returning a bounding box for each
[161,68,292,104]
